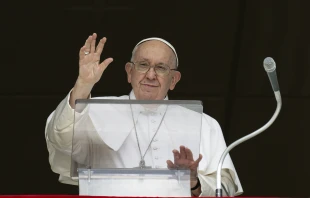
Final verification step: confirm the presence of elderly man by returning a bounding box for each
[45,33,243,196]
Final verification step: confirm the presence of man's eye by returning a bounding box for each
[156,66,166,70]
[140,63,149,67]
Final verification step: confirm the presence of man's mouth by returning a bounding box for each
[142,84,158,87]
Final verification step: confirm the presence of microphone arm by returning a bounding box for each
[215,61,282,197]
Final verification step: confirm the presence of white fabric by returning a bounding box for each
[45,91,243,196]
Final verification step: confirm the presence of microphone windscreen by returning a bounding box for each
[263,57,276,72]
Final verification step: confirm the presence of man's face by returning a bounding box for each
[125,40,181,100]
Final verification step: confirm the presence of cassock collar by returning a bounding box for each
[129,90,169,116]
[129,90,169,100]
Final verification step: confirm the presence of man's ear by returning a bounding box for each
[169,71,181,90]
[125,62,133,83]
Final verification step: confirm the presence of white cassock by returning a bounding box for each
[45,91,243,196]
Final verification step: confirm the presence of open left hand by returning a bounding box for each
[166,145,203,178]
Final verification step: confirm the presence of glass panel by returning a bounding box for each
[78,168,191,196]
[71,99,203,178]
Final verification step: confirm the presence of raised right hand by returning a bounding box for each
[70,33,113,108]
[78,33,113,85]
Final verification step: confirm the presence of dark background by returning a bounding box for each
[1,0,309,196]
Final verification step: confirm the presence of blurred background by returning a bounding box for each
[1,0,309,196]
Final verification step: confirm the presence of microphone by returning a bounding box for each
[215,57,282,197]
[263,57,280,92]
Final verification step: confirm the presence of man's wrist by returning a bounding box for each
[75,78,95,92]
[190,177,201,191]
[73,79,94,98]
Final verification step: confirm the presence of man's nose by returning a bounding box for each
[146,67,157,80]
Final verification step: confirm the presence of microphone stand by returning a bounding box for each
[215,90,282,197]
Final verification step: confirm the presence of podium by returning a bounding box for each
[71,99,203,196]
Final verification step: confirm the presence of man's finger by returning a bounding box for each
[193,154,203,166]
[98,58,113,72]
[166,160,177,169]
[96,37,107,55]
[179,145,187,159]
[188,154,203,172]
[185,147,194,161]
[79,46,87,59]
[84,35,92,54]
[91,33,97,53]
[172,149,180,162]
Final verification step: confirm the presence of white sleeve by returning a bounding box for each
[199,114,243,196]
[45,91,77,184]
[198,169,237,196]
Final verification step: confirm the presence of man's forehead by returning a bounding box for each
[136,41,173,55]
[138,40,170,48]
[133,37,179,66]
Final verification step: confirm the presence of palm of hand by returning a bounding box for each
[174,155,198,171]
[79,54,101,84]
[77,33,113,85]
[167,145,203,173]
